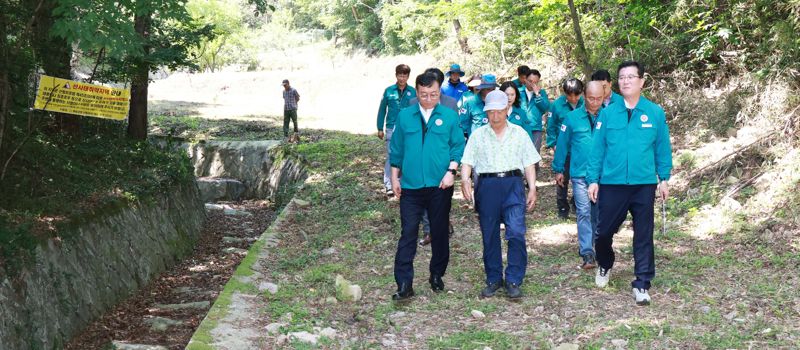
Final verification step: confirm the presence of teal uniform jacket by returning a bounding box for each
[552,106,599,177]
[507,106,535,142]
[519,88,550,131]
[512,78,525,90]
[546,95,584,148]
[390,104,466,189]
[376,84,416,131]
[459,93,487,136]
[604,91,624,107]
[458,91,476,133]
[586,96,673,185]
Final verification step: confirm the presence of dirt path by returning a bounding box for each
[187,130,799,349]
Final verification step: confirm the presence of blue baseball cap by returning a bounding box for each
[475,74,499,90]
[445,64,466,76]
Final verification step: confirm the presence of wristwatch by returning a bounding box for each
[448,168,457,176]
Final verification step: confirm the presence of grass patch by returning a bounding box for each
[428,328,522,349]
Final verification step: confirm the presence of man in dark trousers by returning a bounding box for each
[587,61,672,306]
[282,79,300,139]
[461,90,539,299]
[389,71,466,301]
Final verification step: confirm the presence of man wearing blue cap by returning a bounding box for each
[377,64,416,198]
[389,71,465,301]
[461,89,539,299]
[459,74,499,137]
[587,61,672,306]
[442,64,468,102]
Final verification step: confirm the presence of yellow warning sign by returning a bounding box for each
[34,75,130,120]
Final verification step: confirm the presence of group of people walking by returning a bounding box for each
[376,61,673,306]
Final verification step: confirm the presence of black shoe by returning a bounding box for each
[505,282,523,299]
[448,222,454,237]
[581,254,597,270]
[480,281,503,298]
[429,275,444,292]
[558,209,569,219]
[391,283,415,301]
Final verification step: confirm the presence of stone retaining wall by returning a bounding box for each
[0,182,206,350]
[183,141,307,202]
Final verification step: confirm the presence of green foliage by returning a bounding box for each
[0,122,194,256]
[187,0,261,71]
[282,0,799,79]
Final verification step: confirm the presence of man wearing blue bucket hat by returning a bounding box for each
[442,64,468,102]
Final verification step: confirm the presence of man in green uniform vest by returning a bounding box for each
[389,72,466,301]
[377,64,416,198]
[587,61,672,306]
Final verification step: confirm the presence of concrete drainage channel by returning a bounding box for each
[67,141,307,350]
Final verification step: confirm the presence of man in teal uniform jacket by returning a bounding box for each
[519,68,550,170]
[552,81,605,270]
[377,64,416,197]
[389,71,466,301]
[511,65,530,91]
[587,61,672,306]
[591,69,624,108]
[547,78,584,219]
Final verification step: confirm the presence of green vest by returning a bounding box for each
[390,104,466,189]
[587,96,673,185]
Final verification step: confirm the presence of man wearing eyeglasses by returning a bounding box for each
[587,61,673,306]
[389,71,466,301]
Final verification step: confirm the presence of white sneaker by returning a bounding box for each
[632,288,651,306]
[595,267,610,288]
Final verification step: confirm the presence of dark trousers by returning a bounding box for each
[394,186,454,286]
[283,109,298,137]
[595,184,657,290]
[556,154,572,213]
[476,176,528,285]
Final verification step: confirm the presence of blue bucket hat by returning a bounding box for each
[475,74,499,90]
[445,64,466,76]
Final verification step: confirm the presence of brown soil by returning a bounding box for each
[65,200,276,350]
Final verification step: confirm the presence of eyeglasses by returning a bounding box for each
[618,75,641,81]
[418,93,440,100]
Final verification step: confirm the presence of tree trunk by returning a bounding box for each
[127,11,151,140]
[567,0,592,79]
[35,0,80,135]
[445,0,471,54]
